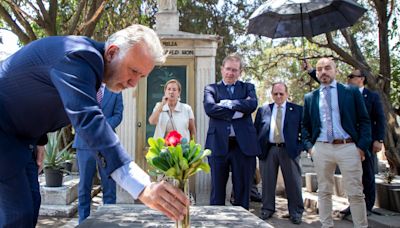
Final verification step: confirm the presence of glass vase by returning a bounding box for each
[174,178,190,228]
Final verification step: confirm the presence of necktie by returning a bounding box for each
[227,85,234,98]
[323,86,334,142]
[274,105,283,143]
[96,85,104,105]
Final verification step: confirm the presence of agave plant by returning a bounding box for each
[44,130,73,170]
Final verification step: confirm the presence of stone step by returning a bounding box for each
[39,173,101,218]
[303,189,400,228]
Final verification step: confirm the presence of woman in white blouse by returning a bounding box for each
[148,79,196,141]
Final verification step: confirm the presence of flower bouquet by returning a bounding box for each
[146,130,211,228]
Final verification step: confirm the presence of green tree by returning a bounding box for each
[242,0,400,173]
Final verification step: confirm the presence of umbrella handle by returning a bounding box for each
[300,4,306,59]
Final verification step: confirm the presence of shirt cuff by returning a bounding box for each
[232,111,244,119]
[111,161,151,199]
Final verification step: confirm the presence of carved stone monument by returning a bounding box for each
[156,0,179,32]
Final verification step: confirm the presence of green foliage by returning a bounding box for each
[44,130,73,170]
[146,137,211,181]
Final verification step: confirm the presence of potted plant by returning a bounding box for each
[43,130,72,187]
[61,150,75,173]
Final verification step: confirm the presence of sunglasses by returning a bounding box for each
[273,92,285,96]
[347,74,363,79]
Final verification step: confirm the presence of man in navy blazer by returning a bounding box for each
[74,86,123,223]
[204,53,259,210]
[254,82,304,224]
[302,58,371,228]
[339,69,385,216]
[0,25,189,227]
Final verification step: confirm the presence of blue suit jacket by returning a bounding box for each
[254,102,303,160]
[308,70,385,143]
[203,80,260,156]
[362,88,385,142]
[73,88,123,149]
[0,36,130,181]
[302,82,372,154]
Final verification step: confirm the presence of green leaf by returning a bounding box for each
[179,158,189,170]
[197,162,210,173]
[200,149,212,159]
[165,167,177,178]
[152,157,170,171]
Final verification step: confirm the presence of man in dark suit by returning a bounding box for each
[74,86,123,223]
[204,53,259,210]
[339,69,385,216]
[302,58,371,228]
[304,61,386,216]
[254,82,304,224]
[0,25,189,227]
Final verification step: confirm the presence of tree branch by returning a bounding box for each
[4,0,37,42]
[80,0,107,36]
[0,3,30,44]
[67,1,86,35]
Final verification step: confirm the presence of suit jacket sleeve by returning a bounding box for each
[302,94,314,151]
[50,49,130,176]
[371,92,385,141]
[308,69,319,84]
[353,88,372,153]
[107,93,124,129]
[203,84,235,121]
[230,83,258,114]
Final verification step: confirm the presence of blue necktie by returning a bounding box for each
[323,86,334,142]
[227,85,234,98]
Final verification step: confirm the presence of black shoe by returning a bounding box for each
[250,193,262,202]
[290,216,302,225]
[260,211,273,220]
[340,207,351,217]
[367,210,372,216]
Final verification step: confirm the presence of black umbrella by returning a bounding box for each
[247,0,367,57]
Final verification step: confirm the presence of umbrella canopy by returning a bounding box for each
[247,0,367,38]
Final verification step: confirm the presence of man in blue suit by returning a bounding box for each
[0,25,189,227]
[74,86,123,223]
[254,82,304,224]
[204,53,259,210]
[302,58,371,228]
[339,69,385,216]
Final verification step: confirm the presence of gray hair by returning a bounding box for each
[222,53,245,70]
[105,24,166,64]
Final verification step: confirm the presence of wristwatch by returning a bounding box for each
[378,140,384,143]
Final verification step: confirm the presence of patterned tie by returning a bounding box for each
[96,85,104,106]
[274,105,283,143]
[323,86,334,142]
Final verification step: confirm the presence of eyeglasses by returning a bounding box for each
[273,92,285,96]
[347,74,362,79]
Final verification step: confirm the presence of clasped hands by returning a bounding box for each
[138,180,190,221]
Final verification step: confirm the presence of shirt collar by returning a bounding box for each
[222,80,237,86]
[162,101,183,112]
[274,101,287,109]
[359,86,364,93]
[319,80,337,90]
